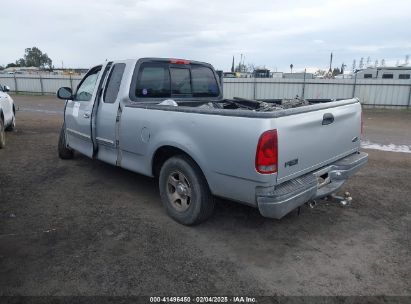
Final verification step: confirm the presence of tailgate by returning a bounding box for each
[275,101,362,183]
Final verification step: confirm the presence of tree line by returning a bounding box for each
[0,47,53,70]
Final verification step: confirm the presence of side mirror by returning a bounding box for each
[3,85,10,92]
[57,87,73,100]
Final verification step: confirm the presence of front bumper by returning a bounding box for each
[256,151,368,219]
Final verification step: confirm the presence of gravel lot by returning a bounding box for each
[0,95,410,296]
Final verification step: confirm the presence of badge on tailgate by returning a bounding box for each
[285,158,298,167]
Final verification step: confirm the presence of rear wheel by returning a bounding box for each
[159,155,214,225]
[0,118,5,149]
[58,124,74,159]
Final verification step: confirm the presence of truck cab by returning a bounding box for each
[58,58,222,163]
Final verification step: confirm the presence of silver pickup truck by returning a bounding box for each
[57,58,368,225]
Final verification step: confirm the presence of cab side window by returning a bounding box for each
[104,63,126,103]
[75,69,101,102]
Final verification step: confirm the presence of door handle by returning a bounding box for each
[322,113,334,125]
[83,112,90,119]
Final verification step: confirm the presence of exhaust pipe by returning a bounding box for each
[307,200,317,209]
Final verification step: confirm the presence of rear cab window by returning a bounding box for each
[132,60,220,101]
[170,68,191,95]
[136,63,171,98]
[191,66,219,97]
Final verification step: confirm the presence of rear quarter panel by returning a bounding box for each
[118,98,361,206]
[119,107,277,205]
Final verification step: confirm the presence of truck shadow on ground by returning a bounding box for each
[72,152,342,233]
[68,153,353,277]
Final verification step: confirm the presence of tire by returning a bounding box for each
[0,118,5,149]
[159,155,215,225]
[58,124,74,159]
[5,112,16,131]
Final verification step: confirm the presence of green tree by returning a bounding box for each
[15,58,26,67]
[20,47,53,69]
[6,63,17,68]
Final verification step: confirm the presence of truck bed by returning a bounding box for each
[122,98,362,205]
[126,97,359,119]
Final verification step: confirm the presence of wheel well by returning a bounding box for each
[152,146,199,179]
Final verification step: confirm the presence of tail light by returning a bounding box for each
[255,129,278,174]
[170,59,190,65]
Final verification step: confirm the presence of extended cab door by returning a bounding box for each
[95,62,127,165]
[65,66,103,157]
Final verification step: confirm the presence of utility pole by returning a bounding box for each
[302,68,307,99]
[328,52,333,73]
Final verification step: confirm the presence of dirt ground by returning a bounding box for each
[0,95,410,296]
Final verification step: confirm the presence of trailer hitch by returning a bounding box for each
[299,191,352,216]
[326,191,353,206]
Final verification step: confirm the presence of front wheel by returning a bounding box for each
[159,155,215,225]
[0,118,6,148]
[58,124,74,159]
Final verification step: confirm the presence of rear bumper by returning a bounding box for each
[256,151,368,219]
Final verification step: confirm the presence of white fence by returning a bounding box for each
[1,74,410,108]
[0,74,83,96]
[223,78,411,108]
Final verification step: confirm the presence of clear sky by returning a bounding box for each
[1,0,410,72]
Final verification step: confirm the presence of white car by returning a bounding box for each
[0,84,16,148]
